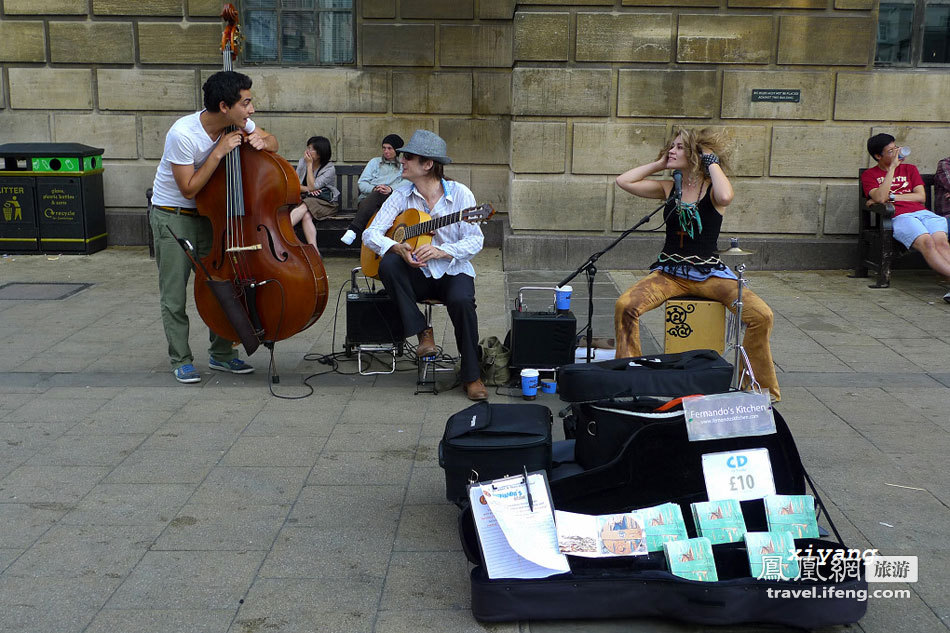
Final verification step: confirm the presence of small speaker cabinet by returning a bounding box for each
[509,309,576,371]
[345,289,405,355]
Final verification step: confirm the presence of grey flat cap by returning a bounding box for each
[400,129,452,164]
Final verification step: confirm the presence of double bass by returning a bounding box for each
[188,5,328,355]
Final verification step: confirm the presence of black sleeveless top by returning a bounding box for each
[650,186,727,276]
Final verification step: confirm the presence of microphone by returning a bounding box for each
[672,170,683,202]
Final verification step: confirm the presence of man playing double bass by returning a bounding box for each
[150,70,277,384]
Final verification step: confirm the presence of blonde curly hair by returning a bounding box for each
[656,128,733,182]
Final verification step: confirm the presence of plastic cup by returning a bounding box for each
[540,379,557,394]
[520,368,539,400]
[555,285,572,312]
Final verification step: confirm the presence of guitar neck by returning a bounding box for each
[406,210,462,239]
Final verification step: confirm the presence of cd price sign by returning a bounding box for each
[701,448,776,501]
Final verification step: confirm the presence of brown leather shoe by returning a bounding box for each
[416,328,437,358]
[464,379,488,401]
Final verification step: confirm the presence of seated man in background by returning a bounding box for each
[861,133,950,303]
[340,134,408,245]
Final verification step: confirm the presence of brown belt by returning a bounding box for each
[154,205,199,217]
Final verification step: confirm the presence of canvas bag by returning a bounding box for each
[478,336,510,386]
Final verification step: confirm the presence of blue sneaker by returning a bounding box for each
[174,363,201,384]
[209,357,254,374]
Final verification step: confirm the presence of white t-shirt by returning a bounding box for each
[150,110,256,208]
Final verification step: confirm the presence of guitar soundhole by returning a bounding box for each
[393,226,407,242]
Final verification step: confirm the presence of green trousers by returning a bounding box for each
[150,207,237,369]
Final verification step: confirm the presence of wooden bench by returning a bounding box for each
[852,169,939,288]
[313,163,363,256]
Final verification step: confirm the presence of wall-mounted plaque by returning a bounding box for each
[751,89,800,103]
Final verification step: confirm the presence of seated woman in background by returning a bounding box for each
[613,127,780,402]
[289,135,339,249]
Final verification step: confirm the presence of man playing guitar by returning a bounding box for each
[362,130,488,401]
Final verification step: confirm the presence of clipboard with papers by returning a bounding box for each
[467,469,570,579]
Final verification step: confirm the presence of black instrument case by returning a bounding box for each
[458,407,868,628]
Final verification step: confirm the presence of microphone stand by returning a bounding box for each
[558,198,671,363]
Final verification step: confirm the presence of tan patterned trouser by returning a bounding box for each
[615,270,780,401]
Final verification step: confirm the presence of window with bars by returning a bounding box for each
[876,0,950,65]
[242,0,354,65]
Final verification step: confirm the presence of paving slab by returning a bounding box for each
[0,249,948,632]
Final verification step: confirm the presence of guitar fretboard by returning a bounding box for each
[405,210,463,239]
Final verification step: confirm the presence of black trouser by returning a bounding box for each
[350,190,390,233]
[377,251,480,383]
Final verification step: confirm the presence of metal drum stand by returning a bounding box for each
[717,238,762,394]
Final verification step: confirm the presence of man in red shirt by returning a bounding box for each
[861,133,950,303]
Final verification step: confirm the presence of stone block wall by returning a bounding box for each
[508,0,950,268]
[1,0,948,267]
[0,0,515,246]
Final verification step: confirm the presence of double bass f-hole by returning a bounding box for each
[257,224,289,262]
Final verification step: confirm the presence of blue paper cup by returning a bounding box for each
[555,285,572,312]
[540,379,557,394]
[520,368,539,399]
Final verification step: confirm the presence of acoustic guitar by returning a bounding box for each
[359,203,495,278]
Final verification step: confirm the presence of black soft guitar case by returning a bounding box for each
[439,402,552,506]
[556,349,733,402]
[458,408,869,628]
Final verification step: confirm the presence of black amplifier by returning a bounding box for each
[345,288,404,353]
[509,309,576,371]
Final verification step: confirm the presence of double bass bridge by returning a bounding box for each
[225,244,263,253]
